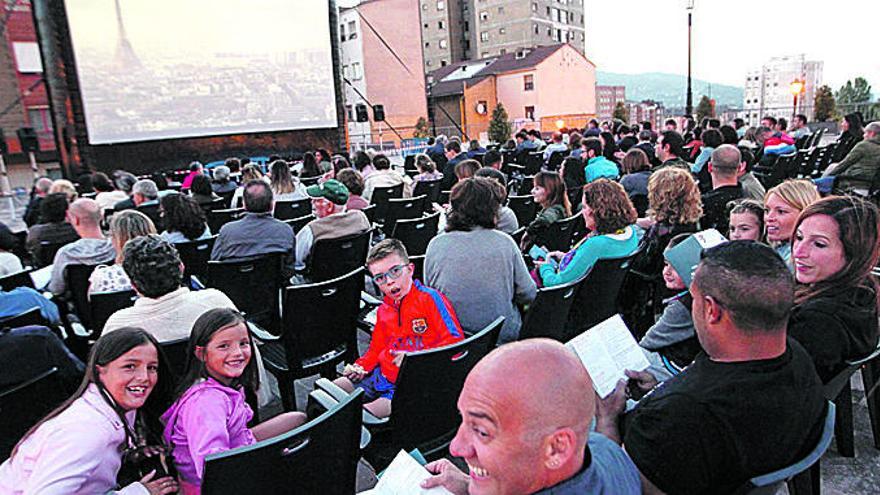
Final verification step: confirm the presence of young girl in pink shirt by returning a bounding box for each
[161,308,305,493]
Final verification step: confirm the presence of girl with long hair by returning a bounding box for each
[269,160,307,201]
[521,171,571,250]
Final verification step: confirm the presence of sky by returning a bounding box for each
[585,0,879,93]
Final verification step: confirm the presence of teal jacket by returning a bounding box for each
[584,156,620,183]
[539,225,640,287]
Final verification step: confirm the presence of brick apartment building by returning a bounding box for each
[595,85,624,122]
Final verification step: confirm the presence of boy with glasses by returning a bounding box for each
[333,239,463,417]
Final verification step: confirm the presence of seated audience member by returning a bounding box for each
[89,210,156,296]
[160,193,212,244]
[189,174,220,207]
[211,180,296,276]
[299,152,322,178]
[48,198,116,296]
[230,163,267,208]
[441,141,469,191]
[363,154,412,201]
[334,240,463,418]
[543,131,568,161]
[521,171,571,250]
[315,149,332,173]
[759,125,796,159]
[109,171,139,211]
[831,113,865,163]
[162,308,306,492]
[515,130,539,153]
[352,150,376,178]
[727,199,765,242]
[0,323,82,393]
[483,149,504,173]
[655,130,689,169]
[130,179,160,210]
[821,121,880,192]
[0,222,22,275]
[212,163,238,195]
[561,156,587,208]
[633,130,659,167]
[582,137,619,183]
[454,159,481,181]
[336,168,369,210]
[427,135,448,162]
[0,284,61,324]
[181,161,204,191]
[91,172,128,211]
[466,139,487,158]
[736,148,766,201]
[692,128,722,180]
[422,339,641,495]
[474,167,519,234]
[619,148,652,198]
[0,328,178,495]
[700,145,745,234]
[788,196,880,383]
[24,177,53,227]
[269,159,307,201]
[617,125,637,152]
[764,180,820,264]
[321,154,351,182]
[529,129,546,151]
[426,178,536,343]
[789,114,811,139]
[597,241,827,495]
[26,192,80,263]
[49,179,78,202]
[538,179,639,287]
[294,179,371,272]
[719,124,739,146]
[638,234,700,382]
[568,131,583,159]
[413,153,443,182]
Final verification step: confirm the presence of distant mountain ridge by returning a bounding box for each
[597,71,744,109]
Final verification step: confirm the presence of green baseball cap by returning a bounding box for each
[306,179,349,205]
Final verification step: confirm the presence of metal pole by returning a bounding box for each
[28,151,39,180]
[793,93,798,122]
[685,6,693,116]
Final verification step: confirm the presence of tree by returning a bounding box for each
[612,101,629,122]
[814,85,836,122]
[412,116,431,138]
[488,102,512,144]
[695,95,714,121]
[836,77,873,117]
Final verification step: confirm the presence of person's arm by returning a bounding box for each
[825,143,863,177]
[526,206,561,239]
[294,226,313,271]
[422,287,465,345]
[538,237,602,287]
[47,252,68,295]
[510,241,537,304]
[355,316,387,373]
[178,389,237,481]
[788,307,851,375]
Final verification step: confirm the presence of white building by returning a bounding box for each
[743,54,823,126]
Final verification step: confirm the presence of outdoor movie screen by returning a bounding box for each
[64,0,339,144]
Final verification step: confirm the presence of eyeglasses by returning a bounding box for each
[371,264,408,285]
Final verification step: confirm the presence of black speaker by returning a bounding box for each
[355,104,369,122]
[372,104,385,121]
[17,127,39,153]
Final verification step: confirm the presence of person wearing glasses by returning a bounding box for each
[332,239,463,418]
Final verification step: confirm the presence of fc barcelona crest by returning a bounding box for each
[412,318,428,334]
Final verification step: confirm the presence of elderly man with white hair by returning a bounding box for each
[821,121,880,192]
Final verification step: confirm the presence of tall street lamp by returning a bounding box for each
[685,0,695,117]
[789,79,805,121]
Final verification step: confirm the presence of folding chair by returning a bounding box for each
[274,199,312,221]
[0,367,69,460]
[565,255,636,339]
[174,235,217,285]
[390,212,440,256]
[207,208,243,234]
[507,195,539,226]
[520,276,584,342]
[308,230,371,283]
[207,254,283,333]
[370,183,405,224]
[822,343,880,457]
[413,179,442,210]
[381,195,426,236]
[90,290,137,337]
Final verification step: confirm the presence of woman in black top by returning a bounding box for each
[831,112,864,163]
[788,195,880,383]
[520,171,571,250]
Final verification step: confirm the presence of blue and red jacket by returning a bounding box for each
[356,280,463,383]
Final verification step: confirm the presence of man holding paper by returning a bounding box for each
[421,339,641,495]
[595,241,827,494]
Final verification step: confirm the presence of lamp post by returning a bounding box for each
[685,0,694,117]
[789,79,805,121]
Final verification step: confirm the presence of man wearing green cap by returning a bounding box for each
[294,179,371,272]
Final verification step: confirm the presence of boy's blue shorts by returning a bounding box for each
[355,368,396,401]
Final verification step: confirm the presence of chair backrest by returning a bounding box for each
[36,240,67,268]
[547,150,568,171]
[413,179,442,209]
[0,367,69,461]
[217,189,236,209]
[630,194,649,217]
[280,268,364,377]
[137,203,164,231]
[0,306,47,330]
[391,211,440,256]
[300,176,321,187]
[65,264,102,330]
[207,208,243,235]
[520,277,583,342]
[409,254,425,282]
[524,151,543,175]
[0,268,35,291]
[283,214,316,235]
[370,183,405,222]
[389,317,504,453]
[202,388,362,494]
[507,195,539,226]
[159,337,190,378]
[382,195,427,236]
[201,197,227,214]
[174,235,218,284]
[360,204,377,224]
[309,230,371,282]
[274,199,312,221]
[540,214,580,252]
[90,290,137,338]
[207,254,283,330]
[565,255,636,338]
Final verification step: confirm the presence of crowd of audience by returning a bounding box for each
[0,111,879,494]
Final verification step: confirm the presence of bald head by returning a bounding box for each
[709,144,743,181]
[68,198,102,227]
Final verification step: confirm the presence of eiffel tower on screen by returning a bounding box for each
[113,0,142,70]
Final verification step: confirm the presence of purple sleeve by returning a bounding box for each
[179,390,235,481]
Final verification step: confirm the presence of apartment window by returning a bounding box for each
[480,11,488,21]
[532,2,537,11]
[525,106,535,120]
[424,23,428,29]
[524,74,534,91]
[438,20,445,29]
[480,31,489,42]
[498,6,504,13]
[439,39,448,49]
[437,0,445,10]
[347,21,357,40]
[425,41,430,48]
[499,27,506,35]
[500,48,507,54]
[546,6,551,15]
[464,21,469,31]
[339,24,346,43]
[534,23,539,34]
[351,62,362,80]
[27,107,52,133]
[345,105,353,121]
[441,59,448,66]
[342,64,350,78]
[481,51,489,57]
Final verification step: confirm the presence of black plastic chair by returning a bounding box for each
[390,212,440,256]
[382,195,426,236]
[274,199,312,221]
[64,264,102,331]
[0,367,69,460]
[507,195,539,226]
[90,290,137,337]
[202,389,363,495]
[822,343,880,458]
[519,277,583,342]
[36,240,67,268]
[360,204,377,224]
[0,268,35,291]
[370,183,405,223]
[207,208,243,235]
[217,189,236,209]
[300,176,321,188]
[207,254,283,333]
[630,194,649,217]
[259,267,364,411]
[309,230,371,283]
[565,255,636,339]
[409,254,425,282]
[540,214,580,252]
[524,151,543,175]
[413,179,442,210]
[546,150,568,171]
[137,203,164,231]
[160,337,190,378]
[174,235,217,285]
[283,214,315,235]
[0,306,47,330]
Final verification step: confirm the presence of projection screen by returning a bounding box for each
[64,0,338,144]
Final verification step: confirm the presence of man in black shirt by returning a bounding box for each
[596,241,826,495]
[700,145,744,234]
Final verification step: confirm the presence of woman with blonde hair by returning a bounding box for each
[88,210,156,296]
[269,159,307,201]
[49,179,78,202]
[231,164,266,208]
[413,153,442,182]
[763,179,820,263]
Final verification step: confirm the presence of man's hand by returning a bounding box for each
[390,350,406,368]
[625,369,659,394]
[342,363,366,382]
[594,379,628,445]
[421,459,470,495]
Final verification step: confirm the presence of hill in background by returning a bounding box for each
[597,71,744,109]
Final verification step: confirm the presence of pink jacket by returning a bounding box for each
[161,378,256,489]
[0,384,147,494]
